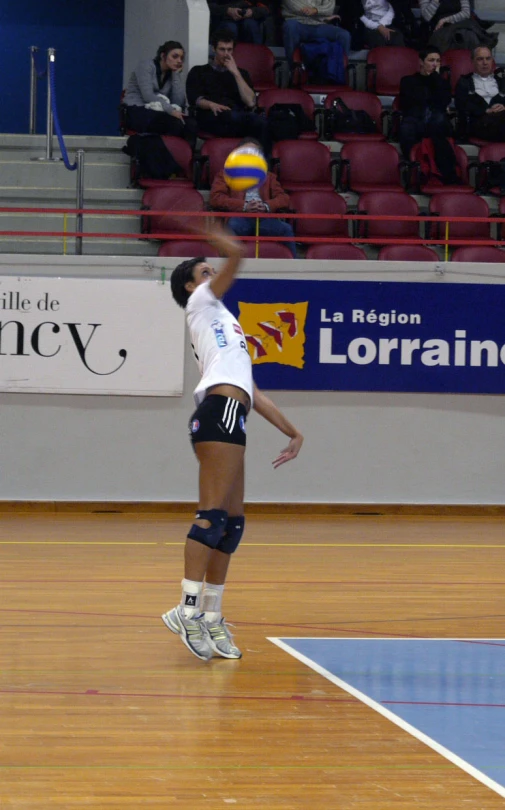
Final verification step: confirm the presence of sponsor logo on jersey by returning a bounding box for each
[211,319,228,348]
[237,302,308,368]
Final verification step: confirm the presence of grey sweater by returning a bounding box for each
[123,59,187,113]
[282,0,337,25]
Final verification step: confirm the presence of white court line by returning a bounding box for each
[268,637,505,800]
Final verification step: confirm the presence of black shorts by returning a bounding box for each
[189,394,247,447]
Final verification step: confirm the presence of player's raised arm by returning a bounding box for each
[204,225,245,300]
[253,383,304,468]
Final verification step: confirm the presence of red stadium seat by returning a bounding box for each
[429,193,490,241]
[242,241,294,258]
[378,245,439,261]
[271,139,336,191]
[141,186,205,235]
[339,142,405,193]
[323,89,385,143]
[357,191,419,243]
[451,246,505,262]
[234,43,280,92]
[158,240,220,257]
[136,136,195,189]
[257,89,318,139]
[288,190,348,244]
[196,137,241,189]
[366,47,419,96]
[441,49,494,95]
[306,244,366,260]
[409,140,473,195]
[292,47,353,94]
[476,143,505,195]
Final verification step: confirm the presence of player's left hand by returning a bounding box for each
[272,434,304,469]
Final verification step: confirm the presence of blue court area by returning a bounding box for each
[271,638,505,799]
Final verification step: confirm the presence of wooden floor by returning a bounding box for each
[1,511,504,809]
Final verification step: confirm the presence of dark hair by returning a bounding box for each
[170,256,206,308]
[211,28,236,49]
[238,136,262,150]
[418,46,441,60]
[156,40,184,61]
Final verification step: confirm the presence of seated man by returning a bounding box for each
[398,47,452,158]
[186,30,270,151]
[455,46,505,142]
[339,0,405,49]
[208,1,274,45]
[281,0,351,70]
[210,138,297,256]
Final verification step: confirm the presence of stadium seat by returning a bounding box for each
[408,140,473,195]
[242,241,294,258]
[135,136,195,189]
[158,240,220,257]
[288,190,348,245]
[378,245,439,261]
[271,139,337,191]
[257,88,318,139]
[357,191,420,243]
[323,89,385,143]
[440,49,475,95]
[234,43,280,92]
[429,193,490,241]
[306,244,367,260]
[141,186,205,235]
[476,143,505,195]
[291,47,354,94]
[451,246,505,262]
[366,47,419,96]
[196,137,241,189]
[339,142,405,193]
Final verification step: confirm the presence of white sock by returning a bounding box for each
[180,578,203,618]
[202,583,225,623]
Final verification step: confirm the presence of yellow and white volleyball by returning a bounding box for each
[223,146,268,192]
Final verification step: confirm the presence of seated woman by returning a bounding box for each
[418,0,496,52]
[123,40,197,145]
[398,47,452,158]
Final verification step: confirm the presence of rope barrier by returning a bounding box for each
[48,58,76,171]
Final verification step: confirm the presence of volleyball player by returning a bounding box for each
[162,226,303,660]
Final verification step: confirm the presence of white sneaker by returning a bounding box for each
[161,606,213,661]
[204,617,242,659]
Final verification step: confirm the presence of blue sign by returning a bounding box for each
[224,280,505,394]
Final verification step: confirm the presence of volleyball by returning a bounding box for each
[223,146,268,192]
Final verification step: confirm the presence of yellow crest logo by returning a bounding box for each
[238,302,308,368]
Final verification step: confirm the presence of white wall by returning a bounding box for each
[123,0,209,86]
[1,254,505,505]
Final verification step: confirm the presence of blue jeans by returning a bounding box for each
[228,216,296,257]
[282,19,351,67]
[211,17,264,45]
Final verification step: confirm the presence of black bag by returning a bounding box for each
[486,159,505,194]
[122,133,182,180]
[324,97,377,139]
[267,103,313,141]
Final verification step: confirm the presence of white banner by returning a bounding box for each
[0,276,185,395]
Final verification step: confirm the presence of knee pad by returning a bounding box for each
[187,509,227,549]
[216,515,245,554]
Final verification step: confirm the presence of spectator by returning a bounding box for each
[186,30,270,151]
[398,47,452,157]
[455,46,505,142]
[123,41,197,145]
[210,138,297,256]
[420,0,497,52]
[208,1,275,45]
[281,0,351,70]
[358,0,405,47]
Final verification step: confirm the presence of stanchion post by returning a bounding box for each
[75,149,85,255]
[29,46,39,135]
[45,48,56,160]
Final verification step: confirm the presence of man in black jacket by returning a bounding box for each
[455,46,505,142]
[186,29,270,150]
[398,47,452,158]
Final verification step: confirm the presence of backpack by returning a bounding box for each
[324,97,377,139]
[267,103,313,141]
[418,137,461,186]
[122,133,182,181]
[300,40,346,86]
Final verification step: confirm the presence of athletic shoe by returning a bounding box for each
[204,617,242,659]
[161,606,213,661]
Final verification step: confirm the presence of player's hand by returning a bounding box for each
[272,433,304,469]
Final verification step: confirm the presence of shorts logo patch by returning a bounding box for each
[239,415,246,433]
[191,419,200,433]
[211,319,228,348]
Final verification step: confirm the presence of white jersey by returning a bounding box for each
[186,281,253,407]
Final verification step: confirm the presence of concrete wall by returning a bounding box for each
[1,254,505,506]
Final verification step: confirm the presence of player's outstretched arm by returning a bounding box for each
[205,225,245,300]
[253,383,304,469]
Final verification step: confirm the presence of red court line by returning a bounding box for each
[0,687,356,703]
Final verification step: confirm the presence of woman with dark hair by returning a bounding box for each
[162,226,303,661]
[123,40,197,143]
